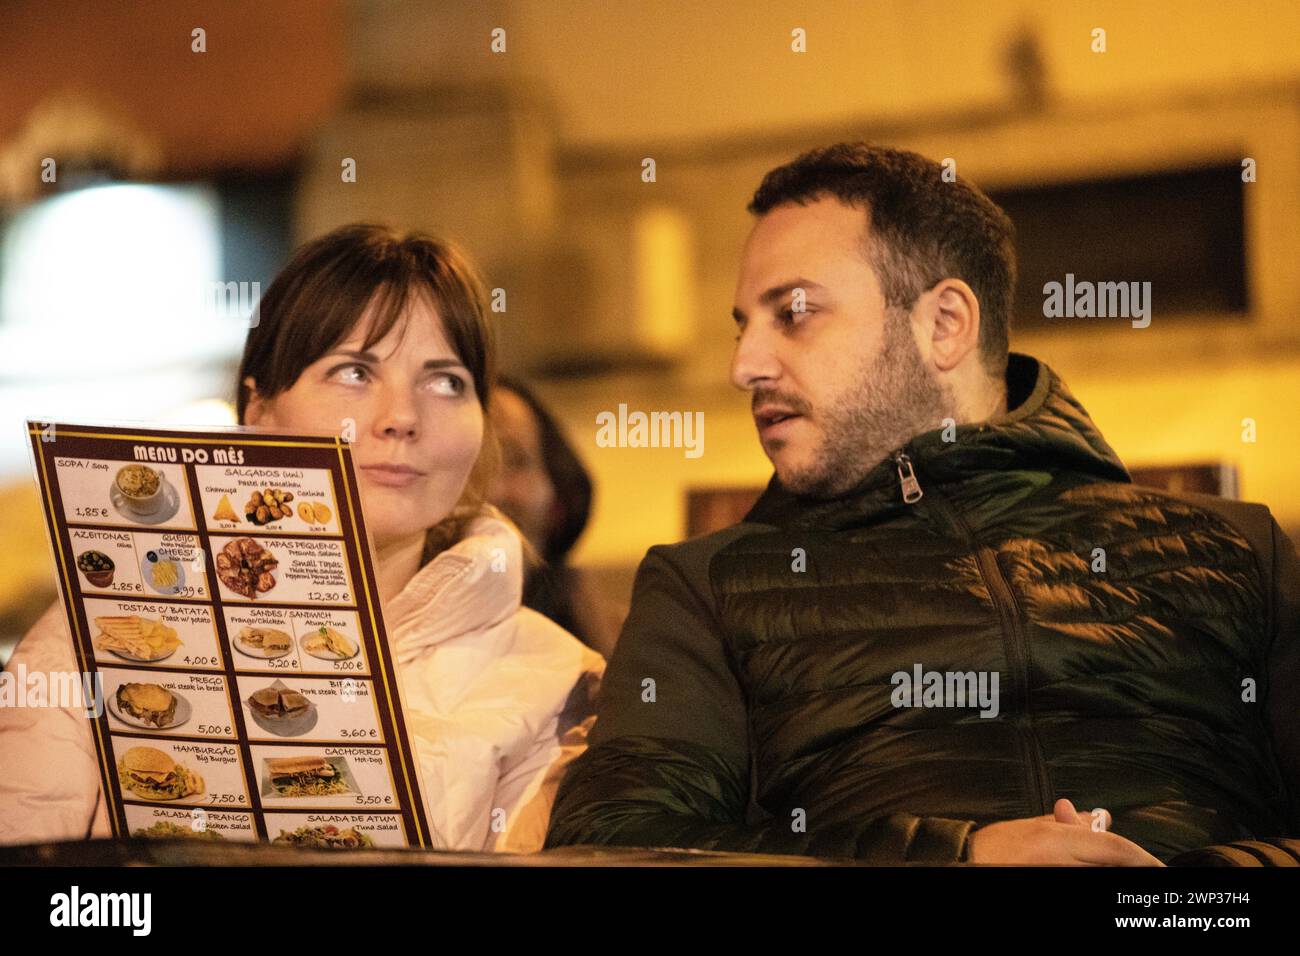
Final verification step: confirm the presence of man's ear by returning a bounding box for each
[926,279,981,373]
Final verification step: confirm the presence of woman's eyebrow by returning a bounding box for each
[421,358,467,371]
[329,349,465,370]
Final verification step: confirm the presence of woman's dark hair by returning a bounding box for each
[496,375,596,645]
[236,222,499,563]
[497,375,592,563]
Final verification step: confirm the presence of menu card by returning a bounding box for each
[25,420,433,849]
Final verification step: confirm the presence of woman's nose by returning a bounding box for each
[373,384,420,439]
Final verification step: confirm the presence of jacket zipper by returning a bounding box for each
[890,449,1054,817]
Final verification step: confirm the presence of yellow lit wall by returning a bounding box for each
[533,0,1300,569]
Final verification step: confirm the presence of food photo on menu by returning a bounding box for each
[263,755,353,798]
[245,681,316,736]
[116,746,206,803]
[213,536,279,600]
[111,681,188,731]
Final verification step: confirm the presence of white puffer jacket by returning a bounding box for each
[0,510,605,851]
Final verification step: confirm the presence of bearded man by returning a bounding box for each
[546,143,1300,865]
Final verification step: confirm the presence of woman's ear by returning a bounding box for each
[242,376,266,425]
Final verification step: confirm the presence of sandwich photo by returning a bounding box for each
[301,625,357,661]
[234,625,292,658]
[117,746,205,801]
[113,682,180,729]
[93,615,183,662]
[245,680,317,737]
[248,685,310,721]
[264,755,349,798]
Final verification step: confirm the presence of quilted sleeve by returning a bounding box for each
[543,546,976,862]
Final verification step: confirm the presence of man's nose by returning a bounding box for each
[730,323,781,391]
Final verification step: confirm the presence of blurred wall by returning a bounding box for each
[295,0,1300,567]
[0,0,347,176]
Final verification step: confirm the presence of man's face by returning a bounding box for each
[730,196,952,498]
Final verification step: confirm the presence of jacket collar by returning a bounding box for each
[385,505,523,657]
[744,352,1131,531]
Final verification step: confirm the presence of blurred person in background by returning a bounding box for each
[488,376,626,659]
[0,223,603,851]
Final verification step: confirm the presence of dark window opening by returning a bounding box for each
[988,162,1248,329]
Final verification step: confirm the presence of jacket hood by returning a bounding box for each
[386,505,525,662]
[745,352,1131,530]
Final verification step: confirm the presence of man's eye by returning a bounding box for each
[778,304,815,325]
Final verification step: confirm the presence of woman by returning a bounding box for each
[0,223,604,852]
[488,377,626,659]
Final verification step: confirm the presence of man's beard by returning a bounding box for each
[774,309,954,499]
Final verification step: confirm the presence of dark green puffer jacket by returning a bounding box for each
[545,353,1300,863]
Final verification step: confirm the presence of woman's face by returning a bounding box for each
[243,294,484,550]
[487,387,556,554]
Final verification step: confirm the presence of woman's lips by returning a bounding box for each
[359,465,425,488]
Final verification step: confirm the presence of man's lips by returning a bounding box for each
[754,406,804,438]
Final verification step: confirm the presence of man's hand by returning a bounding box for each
[967,799,1165,865]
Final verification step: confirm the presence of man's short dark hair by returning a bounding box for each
[748,143,1017,379]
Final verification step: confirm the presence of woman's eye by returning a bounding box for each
[427,372,466,396]
[330,363,370,384]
